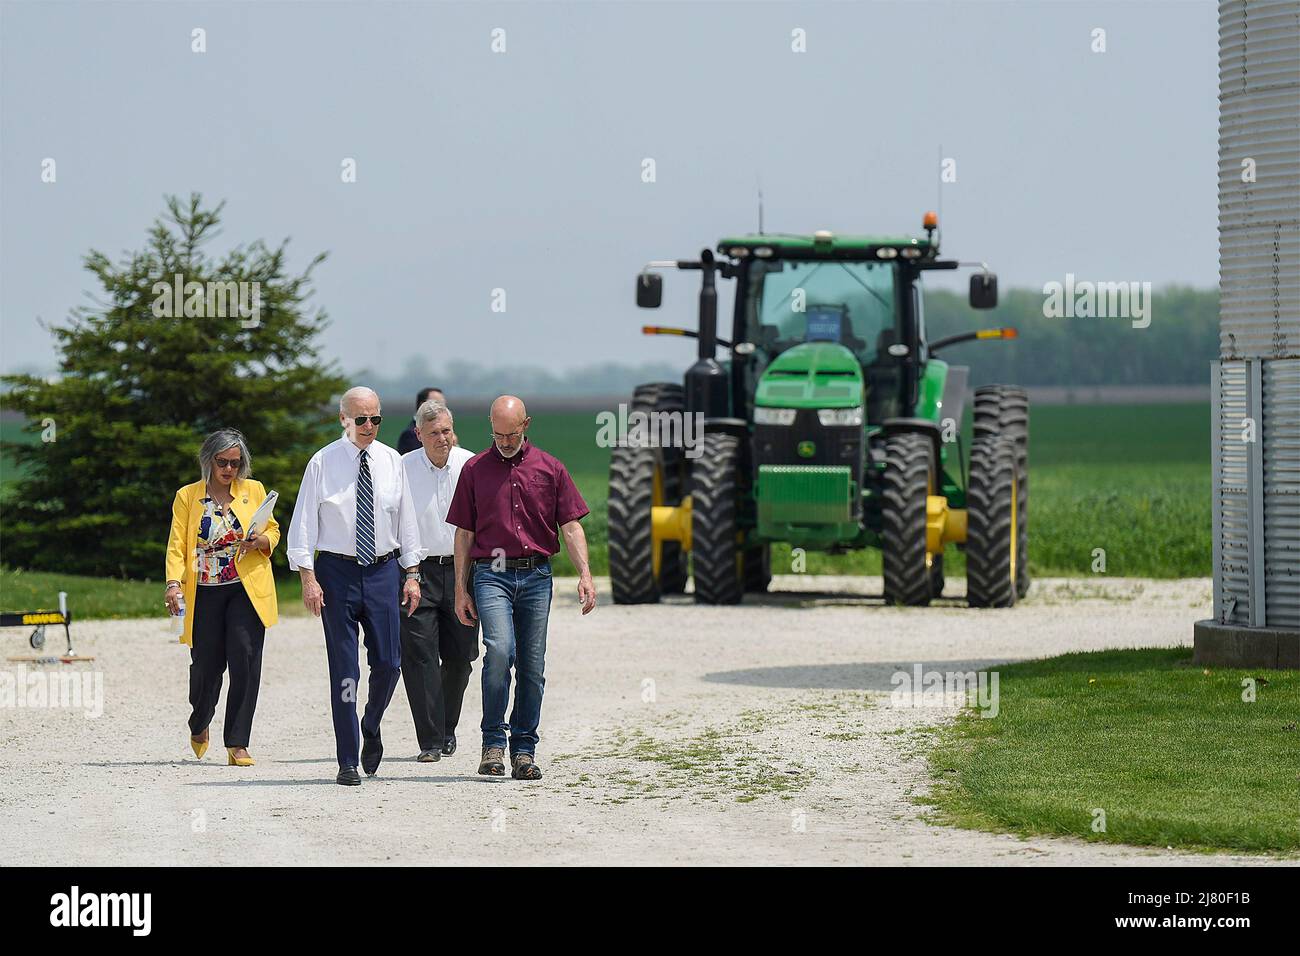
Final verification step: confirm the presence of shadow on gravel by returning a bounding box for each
[702,658,1023,691]
[657,593,973,609]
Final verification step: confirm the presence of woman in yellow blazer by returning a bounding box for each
[165,429,279,767]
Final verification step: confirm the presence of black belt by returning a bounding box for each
[423,555,455,566]
[474,555,549,570]
[319,550,399,565]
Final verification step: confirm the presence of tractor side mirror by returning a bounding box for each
[636,272,663,308]
[969,272,998,309]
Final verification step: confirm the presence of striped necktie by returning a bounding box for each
[356,448,376,565]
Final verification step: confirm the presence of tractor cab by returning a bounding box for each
[717,226,970,427]
[737,253,906,425]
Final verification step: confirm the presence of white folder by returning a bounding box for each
[236,490,278,562]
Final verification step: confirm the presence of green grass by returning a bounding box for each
[0,566,309,621]
[924,648,1300,854]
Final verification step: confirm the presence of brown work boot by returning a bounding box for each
[511,752,542,781]
[478,746,506,776]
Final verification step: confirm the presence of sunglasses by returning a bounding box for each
[352,416,383,427]
[214,457,243,470]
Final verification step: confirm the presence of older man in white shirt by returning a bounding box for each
[400,399,478,762]
[287,386,426,786]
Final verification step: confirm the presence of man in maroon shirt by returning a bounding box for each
[448,395,596,780]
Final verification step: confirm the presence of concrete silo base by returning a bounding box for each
[1193,621,1300,669]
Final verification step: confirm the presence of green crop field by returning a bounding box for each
[418,402,1210,580]
[0,403,1211,616]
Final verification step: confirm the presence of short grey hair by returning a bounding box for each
[415,399,452,427]
[198,429,252,484]
[339,385,380,416]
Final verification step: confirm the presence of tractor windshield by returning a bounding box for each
[742,259,899,367]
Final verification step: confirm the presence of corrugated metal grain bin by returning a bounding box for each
[1217,0,1300,359]
[1211,360,1300,629]
[1198,2,1300,666]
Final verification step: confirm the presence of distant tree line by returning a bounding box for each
[923,286,1218,387]
[357,357,685,408]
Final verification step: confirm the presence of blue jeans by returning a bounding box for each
[473,560,553,756]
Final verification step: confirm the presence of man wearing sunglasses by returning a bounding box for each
[287,386,426,786]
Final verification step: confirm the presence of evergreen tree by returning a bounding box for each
[1,194,346,578]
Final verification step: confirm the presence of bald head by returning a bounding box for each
[490,395,527,425]
[489,395,530,458]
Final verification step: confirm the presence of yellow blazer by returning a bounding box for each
[165,477,280,647]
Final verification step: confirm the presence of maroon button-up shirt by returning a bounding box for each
[445,439,589,559]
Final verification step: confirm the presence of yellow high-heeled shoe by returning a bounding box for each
[227,748,255,767]
[190,734,209,760]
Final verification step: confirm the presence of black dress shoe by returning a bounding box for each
[361,728,383,776]
[441,734,457,757]
[337,767,361,786]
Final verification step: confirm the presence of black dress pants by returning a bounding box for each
[400,559,480,751]
[189,583,266,748]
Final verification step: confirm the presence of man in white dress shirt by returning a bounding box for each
[399,399,478,762]
[287,386,426,786]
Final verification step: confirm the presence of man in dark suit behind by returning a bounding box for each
[398,387,445,455]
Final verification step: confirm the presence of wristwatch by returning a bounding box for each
[402,568,421,583]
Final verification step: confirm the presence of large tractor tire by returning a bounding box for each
[882,431,938,607]
[743,543,772,593]
[974,385,1030,598]
[607,382,688,604]
[965,435,1019,608]
[608,441,660,604]
[632,382,688,594]
[692,431,744,605]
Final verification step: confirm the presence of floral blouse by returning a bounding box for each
[196,496,244,585]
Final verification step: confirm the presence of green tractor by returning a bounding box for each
[607,213,1029,608]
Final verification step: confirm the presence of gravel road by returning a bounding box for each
[1,575,1288,866]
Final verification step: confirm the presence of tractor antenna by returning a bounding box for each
[757,178,765,235]
[936,143,943,247]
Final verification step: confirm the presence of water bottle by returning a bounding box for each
[173,596,186,636]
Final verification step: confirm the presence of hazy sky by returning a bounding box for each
[1,0,1219,378]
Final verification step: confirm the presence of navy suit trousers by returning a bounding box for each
[316,552,402,769]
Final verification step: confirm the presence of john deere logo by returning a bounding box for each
[797,441,816,458]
